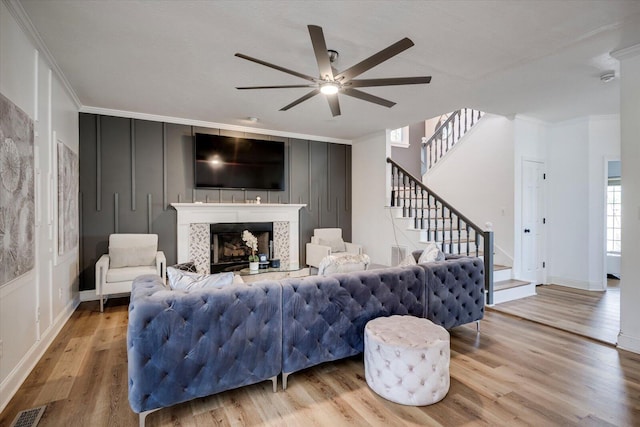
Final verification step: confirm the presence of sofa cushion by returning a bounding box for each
[167,267,235,290]
[106,265,158,283]
[109,245,157,268]
[417,242,445,264]
[171,261,198,273]
[318,237,346,253]
[318,253,370,276]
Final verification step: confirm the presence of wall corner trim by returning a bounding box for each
[3,0,82,109]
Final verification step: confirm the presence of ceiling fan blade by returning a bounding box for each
[280,89,320,111]
[237,84,316,89]
[326,94,341,117]
[348,76,431,88]
[342,88,396,108]
[308,25,334,81]
[336,38,415,83]
[235,53,317,83]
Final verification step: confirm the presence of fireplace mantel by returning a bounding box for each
[172,203,306,270]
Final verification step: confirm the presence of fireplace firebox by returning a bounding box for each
[210,222,273,273]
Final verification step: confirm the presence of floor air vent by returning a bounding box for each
[9,406,46,427]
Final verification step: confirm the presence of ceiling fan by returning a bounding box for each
[235,25,431,117]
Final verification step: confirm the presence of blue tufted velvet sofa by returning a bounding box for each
[127,275,282,426]
[127,258,483,425]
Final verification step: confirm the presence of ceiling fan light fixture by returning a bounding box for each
[320,81,340,95]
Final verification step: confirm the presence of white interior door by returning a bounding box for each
[522,160,545,284]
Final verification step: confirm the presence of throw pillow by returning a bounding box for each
[167,267,235,290]
[397,254,417,267]
[418,242,445,264]
[318,237,347,253]
[109,245,156,268]
[171,261,198,273]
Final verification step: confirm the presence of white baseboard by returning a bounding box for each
[617,331,640,354]
[79,289,99,301]
[547,276,605,291]
[0,296,80,413]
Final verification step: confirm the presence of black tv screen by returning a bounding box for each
[194,133,285,190]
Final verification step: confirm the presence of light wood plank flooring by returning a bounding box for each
[1,297,639,427]
[490,280,620,345]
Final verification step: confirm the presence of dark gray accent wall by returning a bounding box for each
[391,121,425,178]
[79,113,352,290]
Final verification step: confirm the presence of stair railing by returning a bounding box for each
[388,157,494,305]
[421,108,484,175]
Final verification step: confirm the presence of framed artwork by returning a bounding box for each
[0,92,35,286]
[57,139,79,259]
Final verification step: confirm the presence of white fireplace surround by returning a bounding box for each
[172,203,306,271]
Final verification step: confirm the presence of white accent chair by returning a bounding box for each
[305,228,363,268]
[95,234,166,312]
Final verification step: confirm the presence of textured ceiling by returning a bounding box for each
[18,0,640,141]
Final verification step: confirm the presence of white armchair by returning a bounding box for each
[305,228,362,268]
[95,233,166,312]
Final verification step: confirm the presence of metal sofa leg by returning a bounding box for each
[100,296,104,313]
[476,320,481,333]
[139,409,159,427]
[282,372,291,390]
[270,375,278,392]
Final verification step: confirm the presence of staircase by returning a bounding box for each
[389,109,537,305]
[422,108,484,175]
[387,158,495,304]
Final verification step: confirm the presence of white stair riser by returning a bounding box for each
[490,283,537,305]
[493,268,512,282]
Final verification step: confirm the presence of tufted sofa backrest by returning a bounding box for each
[280,265,425,375]
[127,275,282,414]
[417,257,485,329]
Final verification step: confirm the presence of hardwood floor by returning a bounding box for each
[490,280,620,345]
[2,297,639,427]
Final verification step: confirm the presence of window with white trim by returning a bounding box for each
[387,126,409,147]
[606,180,621,255]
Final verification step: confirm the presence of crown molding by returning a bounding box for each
[3,0,82,109]
[79,106,353,145]
[612,43,640,61]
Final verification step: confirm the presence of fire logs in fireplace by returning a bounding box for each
[210,222,273,273]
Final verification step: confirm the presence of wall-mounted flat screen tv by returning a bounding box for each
[194,133,285,190]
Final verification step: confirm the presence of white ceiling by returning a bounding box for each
[18,0,640,141]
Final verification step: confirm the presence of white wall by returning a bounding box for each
[616,45,640,354]
[423,114,515,267]
[545,116,619,291]
[0,1,80,412]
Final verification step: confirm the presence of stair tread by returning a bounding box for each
[494,264,511,271]
[494,279,531,291]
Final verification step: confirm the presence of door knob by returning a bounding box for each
[524,228,531,233]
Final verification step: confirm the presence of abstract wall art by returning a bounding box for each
[0,92,35,286]
[57,140,79,257]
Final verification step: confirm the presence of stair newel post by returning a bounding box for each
[484,231,495,305]
[427,192,432,240]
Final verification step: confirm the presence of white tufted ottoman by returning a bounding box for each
[364,315,450,406]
